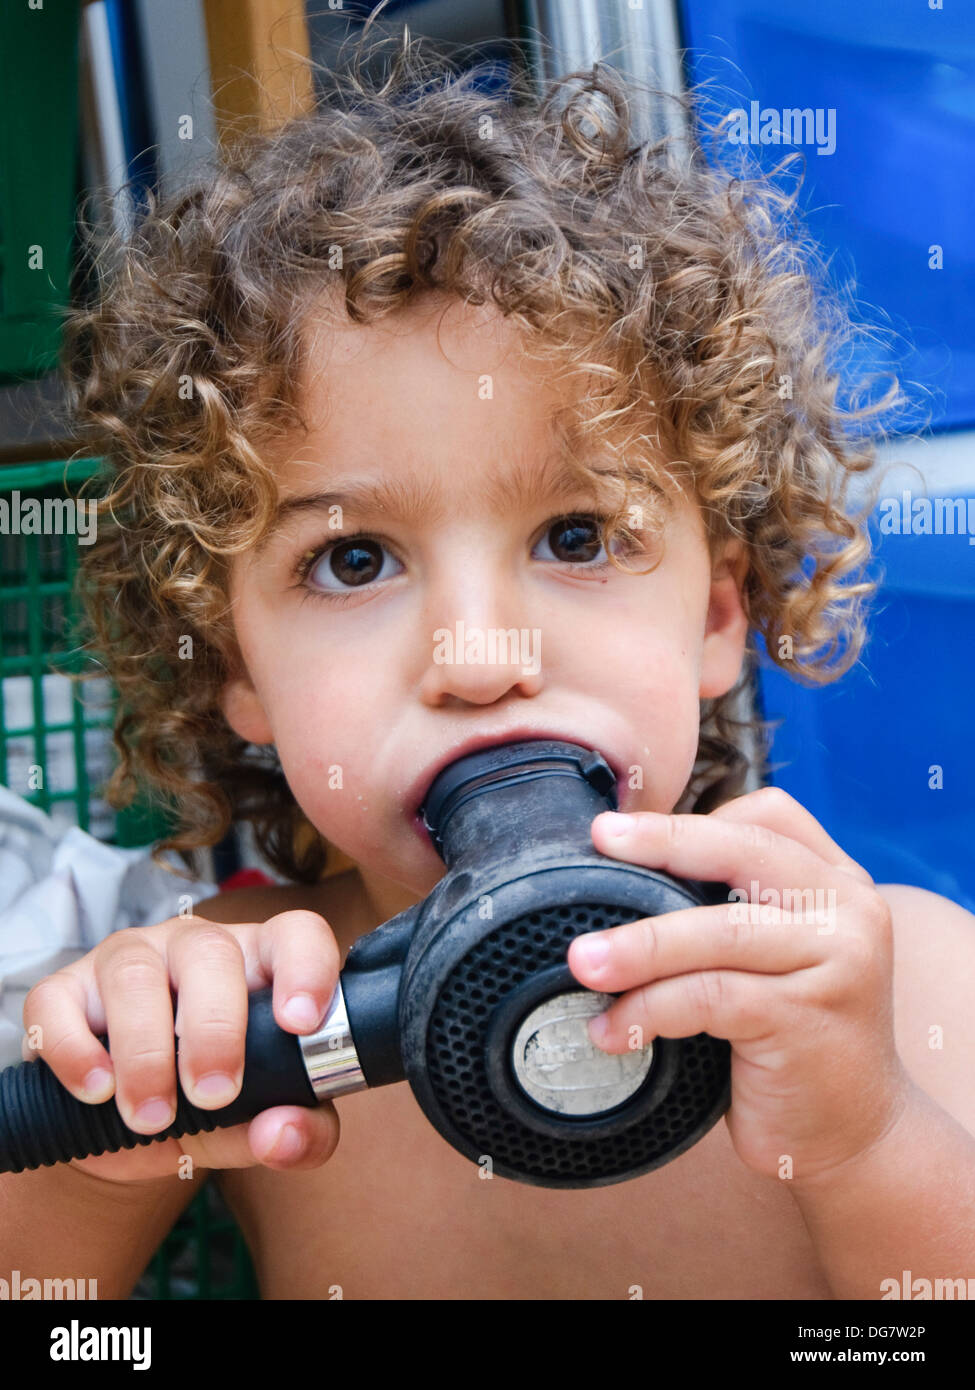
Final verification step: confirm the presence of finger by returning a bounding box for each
[568,902,829,996]
[70,1136,196,1184]
[93,932,177,1135]
[21,973,116,1104]
[590,808,860,904]
[167,923,249,1110]
[709,787,874,885]
[67,1103,340,1180]
[246,1103,340,1171]
[257,912,342,1034]
[586,968,781,1053]
[174,1105,340,1172]
[197,920,274,993]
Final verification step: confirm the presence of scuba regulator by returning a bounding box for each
[0,740,731,1187]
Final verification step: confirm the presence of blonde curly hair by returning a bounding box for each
[59,29,902,884]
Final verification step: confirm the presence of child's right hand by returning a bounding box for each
[19,910,342,1184]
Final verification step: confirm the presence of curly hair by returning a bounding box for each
[58,26,904,884]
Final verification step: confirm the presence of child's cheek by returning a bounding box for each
[266,688,376,823]
[610,644,703,811]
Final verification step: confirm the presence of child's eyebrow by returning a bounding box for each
[254,453,662,557]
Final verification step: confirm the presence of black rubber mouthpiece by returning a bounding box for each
[421,739,618,857]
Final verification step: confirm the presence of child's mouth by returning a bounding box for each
[411,809,436,850]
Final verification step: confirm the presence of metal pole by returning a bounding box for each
[513,0,688,146]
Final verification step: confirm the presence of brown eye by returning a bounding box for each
[297,532,404,604]
[545,515,605,564]
[328,538,384,586]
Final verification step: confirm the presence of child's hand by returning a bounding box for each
[19,911,341,1184]
[567,788,913,1185]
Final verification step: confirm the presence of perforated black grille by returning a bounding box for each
[426,902,729,1184]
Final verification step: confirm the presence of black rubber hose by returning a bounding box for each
[0,986,319,1173]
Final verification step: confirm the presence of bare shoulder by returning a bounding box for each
[191,869,355,922]
[191,881,328,924]
[876,881,975,1136]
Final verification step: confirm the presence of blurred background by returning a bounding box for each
[0,0,972,1295]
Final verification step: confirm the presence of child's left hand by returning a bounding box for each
[567,787,913,1185]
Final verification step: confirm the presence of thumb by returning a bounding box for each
[197,1102,341,1172]
[68,1102,340,1182]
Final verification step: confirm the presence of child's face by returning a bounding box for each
[221,293,749,898]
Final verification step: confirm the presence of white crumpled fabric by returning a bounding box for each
[0,786,215,1069]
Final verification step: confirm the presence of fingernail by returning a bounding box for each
[282,993,322,1030]
[134,1097,175,1129]
[599,812,635,838]
[574,933,611,970]
[269,1123,304,1162]
[82,1067,114,1103]
[588,1014,610,1045]
[193,1072,238,1105]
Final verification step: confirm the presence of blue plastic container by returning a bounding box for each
[678,0,975,432]
[755,498,975,912]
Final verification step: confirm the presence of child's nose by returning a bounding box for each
[418,647,545,706]
[417,603,544,703]
[413,548,546,701]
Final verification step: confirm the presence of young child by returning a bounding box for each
[4,35,974,1301]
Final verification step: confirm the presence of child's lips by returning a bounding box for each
[411,809,436,850]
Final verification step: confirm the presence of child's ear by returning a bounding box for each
[220,668,275,745]
[699,539,750,700]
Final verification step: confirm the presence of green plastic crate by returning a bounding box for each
[0,456,259,1299]
[0,0,83,381]
[137,1179,259,1302]
[0,456,154,841]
